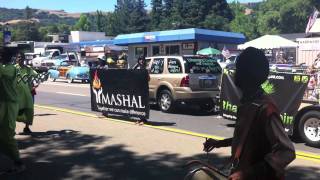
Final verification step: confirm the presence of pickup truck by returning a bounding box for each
[31,49,61,72]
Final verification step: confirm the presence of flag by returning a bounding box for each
[306,8,319,34]
[222,46,231,59]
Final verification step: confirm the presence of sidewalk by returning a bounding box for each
[1,107,319,180]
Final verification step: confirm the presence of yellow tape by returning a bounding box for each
[35,104,320,163]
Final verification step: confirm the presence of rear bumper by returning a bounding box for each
[174,88,219,101]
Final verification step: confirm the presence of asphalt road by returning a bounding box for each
[35,80,320,154]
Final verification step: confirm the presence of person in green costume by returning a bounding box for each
[0,47,26,173]
[15,52,37,134]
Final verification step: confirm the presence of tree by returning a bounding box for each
[202,0,234,31]
[256,0,316,34]
[12,23,41,41]
[229,2,259,40]
[105,12,118,36]
[112,0,149,34]
[96,10,105,32]
[74,14,91,31]
[25,6,33,20]
[58,24,71,34]
[129,0,149,32]
[150,0,163,30]
[159,0,174,29]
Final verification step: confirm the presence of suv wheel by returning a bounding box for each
[158,90,174,113]
[298,111,320,147]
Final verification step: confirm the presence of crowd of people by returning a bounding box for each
[306,54,320,102]
[0,47,38,174]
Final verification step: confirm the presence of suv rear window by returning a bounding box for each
[184,57,222,74]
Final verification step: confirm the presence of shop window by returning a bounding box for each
[165,45,180,55]
[152,46,160,56]
[150,58,164,74]
[135,47,148,58]
[168,58,182,73]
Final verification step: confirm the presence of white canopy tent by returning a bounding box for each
[238,35,298,50]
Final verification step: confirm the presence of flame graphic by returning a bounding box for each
[93,70,102,89]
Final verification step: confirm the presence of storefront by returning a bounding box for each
[72,40,127,61]
[113,28,246,66]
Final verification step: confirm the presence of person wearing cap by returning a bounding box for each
[0,47,26,173]
[203,47,295,180]
[97,54,108,69]
[15,52,37,134]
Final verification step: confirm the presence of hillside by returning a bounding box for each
[0,7,80,25]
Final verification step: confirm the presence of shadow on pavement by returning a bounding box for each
[151,104,219,117]
[34,113,57,117]
[0,130,318,180]
[101,114,177,127]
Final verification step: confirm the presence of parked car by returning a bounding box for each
[146,55,222,113]
[48,60,90,83]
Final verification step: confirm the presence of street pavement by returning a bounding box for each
[35,81,320,154]
[0,107,319,180]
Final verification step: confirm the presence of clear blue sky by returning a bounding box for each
[0,0,262,13]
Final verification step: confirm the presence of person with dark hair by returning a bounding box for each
[0,47,26,173]
[15,52,37,134]
[133,56,149,125]
[133,56,147,70]
[203,47,295,180]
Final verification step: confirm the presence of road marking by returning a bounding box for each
[34,104,320,163]
[56,92,89,97]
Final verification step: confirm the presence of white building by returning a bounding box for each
[69,31,113,43]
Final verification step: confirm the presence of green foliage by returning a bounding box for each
[74,14,91,31]
[229,2,259,40]
[1,0,319,42]
[257,0,315,34]
[150,0,163,30]
[107,0,149,34]
[11,22,41,41]
[25,6,33,20]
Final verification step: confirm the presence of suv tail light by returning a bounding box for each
[180,75,190,87]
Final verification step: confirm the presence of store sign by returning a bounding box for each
[220,69,309,135]
[90,69,150,119]
[93,47,105,52]
[182,43,195,50]
[144,34,156,41]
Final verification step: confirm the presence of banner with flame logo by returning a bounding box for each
[90,69,149,119]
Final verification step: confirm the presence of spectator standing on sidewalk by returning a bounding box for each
[0,47,26,173]
[203,47,295,180]
[132,56,149,125]
[15,52,36,134]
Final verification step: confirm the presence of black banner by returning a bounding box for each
[220,69,309,134]
[90,69,150,119]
